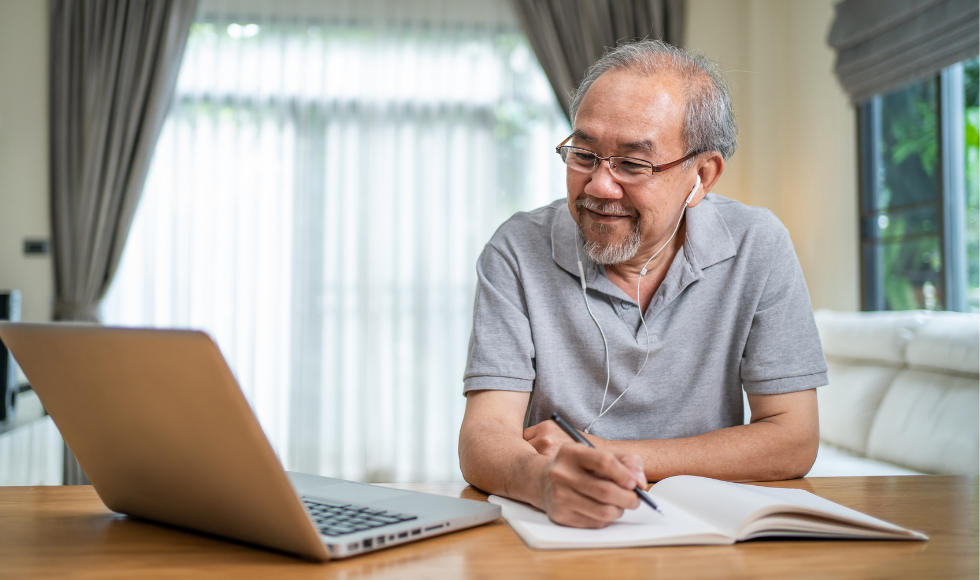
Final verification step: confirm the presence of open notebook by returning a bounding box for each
[489,475,927,550]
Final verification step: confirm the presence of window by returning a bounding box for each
[859,56,979,312]
[102,3,569,482]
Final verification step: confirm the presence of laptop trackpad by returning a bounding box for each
[307,482,412,505]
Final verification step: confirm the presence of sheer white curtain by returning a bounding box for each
[102,0,569,482]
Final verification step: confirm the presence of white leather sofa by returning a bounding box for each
[804,309,979,477]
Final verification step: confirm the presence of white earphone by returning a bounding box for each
[575,174,701,433]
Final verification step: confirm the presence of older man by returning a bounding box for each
[458,41,827,529]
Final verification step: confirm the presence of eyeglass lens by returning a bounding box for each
[558,147,652,181]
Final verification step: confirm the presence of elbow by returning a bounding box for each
[458,451,479,489]
[457,423,489,491]
[770,433,819,481]
[783,445,818,480]
[749,390,821,481]
[457,428,477,486]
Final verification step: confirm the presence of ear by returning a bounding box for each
[686,152,725,208]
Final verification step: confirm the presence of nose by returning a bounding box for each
[582,158,624,199]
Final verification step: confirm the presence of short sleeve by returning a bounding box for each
[462,243,535,394]
[740,228,828,395]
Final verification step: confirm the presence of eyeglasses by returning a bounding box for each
[555,135,697,183]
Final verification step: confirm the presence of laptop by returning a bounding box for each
[0,323,500,561]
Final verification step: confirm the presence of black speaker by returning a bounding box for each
[0,290,23,421]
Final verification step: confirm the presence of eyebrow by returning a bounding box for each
[620,140,655,154]
[570,130,656,155]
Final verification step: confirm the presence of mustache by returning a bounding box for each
[575,196,639,218]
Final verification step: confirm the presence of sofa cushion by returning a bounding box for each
[905,314,980,377]
[806,443,923,477]
[866,369,980,474]
[814,309,926,365]
[817,362,900,455]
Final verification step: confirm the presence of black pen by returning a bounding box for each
[550,412,662,514]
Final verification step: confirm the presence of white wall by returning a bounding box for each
[0,0,51,323]
[686,0,860,312]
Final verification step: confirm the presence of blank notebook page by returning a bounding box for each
[488,495,731,548]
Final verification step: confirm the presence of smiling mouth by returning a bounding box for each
[576,196,637,223]
[585,208,632,222]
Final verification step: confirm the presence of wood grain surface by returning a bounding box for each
[1,476,976,579]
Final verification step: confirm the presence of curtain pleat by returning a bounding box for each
[828,0,980,102]
[48,0,198,484]
[49,0,198,322]
[510,0,685,120]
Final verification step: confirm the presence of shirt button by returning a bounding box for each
[621,300,632,309]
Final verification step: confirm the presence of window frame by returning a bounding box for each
[858,61,971,312]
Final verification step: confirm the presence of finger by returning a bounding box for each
[522,424,541,441]
[527,435,558,456]
[572,447,643,491]
[570,472,640,510]
[548,485,626,528]
[525,421,568,441]
[551,452,639,510]
[548,508,611,529]
[613,452,646,488]
[526,436,545,454]
[566,486,628,525]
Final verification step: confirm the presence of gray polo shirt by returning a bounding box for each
[463,194,828,440]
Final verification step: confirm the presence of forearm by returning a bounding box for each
[592,389,820,482]
[459,390,555,505]
[459,418,551,507]
[595,420,818,483]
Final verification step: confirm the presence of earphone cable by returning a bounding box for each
[575,241,611,432]
[585,201,689,432]
[582,174,701,433]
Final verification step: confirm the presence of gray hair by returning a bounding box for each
[568,40,738,161]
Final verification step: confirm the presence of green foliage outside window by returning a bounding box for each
[863,56,979,312]
[874,78,941,310]
[963,57,979,312]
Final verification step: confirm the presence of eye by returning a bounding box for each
[617,160,650,175]
[566,150,596,168]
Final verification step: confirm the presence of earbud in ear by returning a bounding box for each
[685,174,702,206]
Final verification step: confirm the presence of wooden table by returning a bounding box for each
[1,476,976,579]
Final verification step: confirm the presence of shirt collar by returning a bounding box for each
[683,194,737,271]
[551,194,737,284]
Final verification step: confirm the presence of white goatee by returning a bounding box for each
[575,197,642,265]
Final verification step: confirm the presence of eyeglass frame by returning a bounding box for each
[555,134,699,176]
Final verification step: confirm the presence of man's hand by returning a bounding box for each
[523,420,646,527]
[539,444,646,528]
[459,391,650,529]
[523,420,587,456]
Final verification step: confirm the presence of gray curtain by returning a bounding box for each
[49,0,197,484]
[511,0,685,120]
[828,0,980,103]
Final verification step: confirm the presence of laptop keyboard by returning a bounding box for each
[303,498,418,537]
